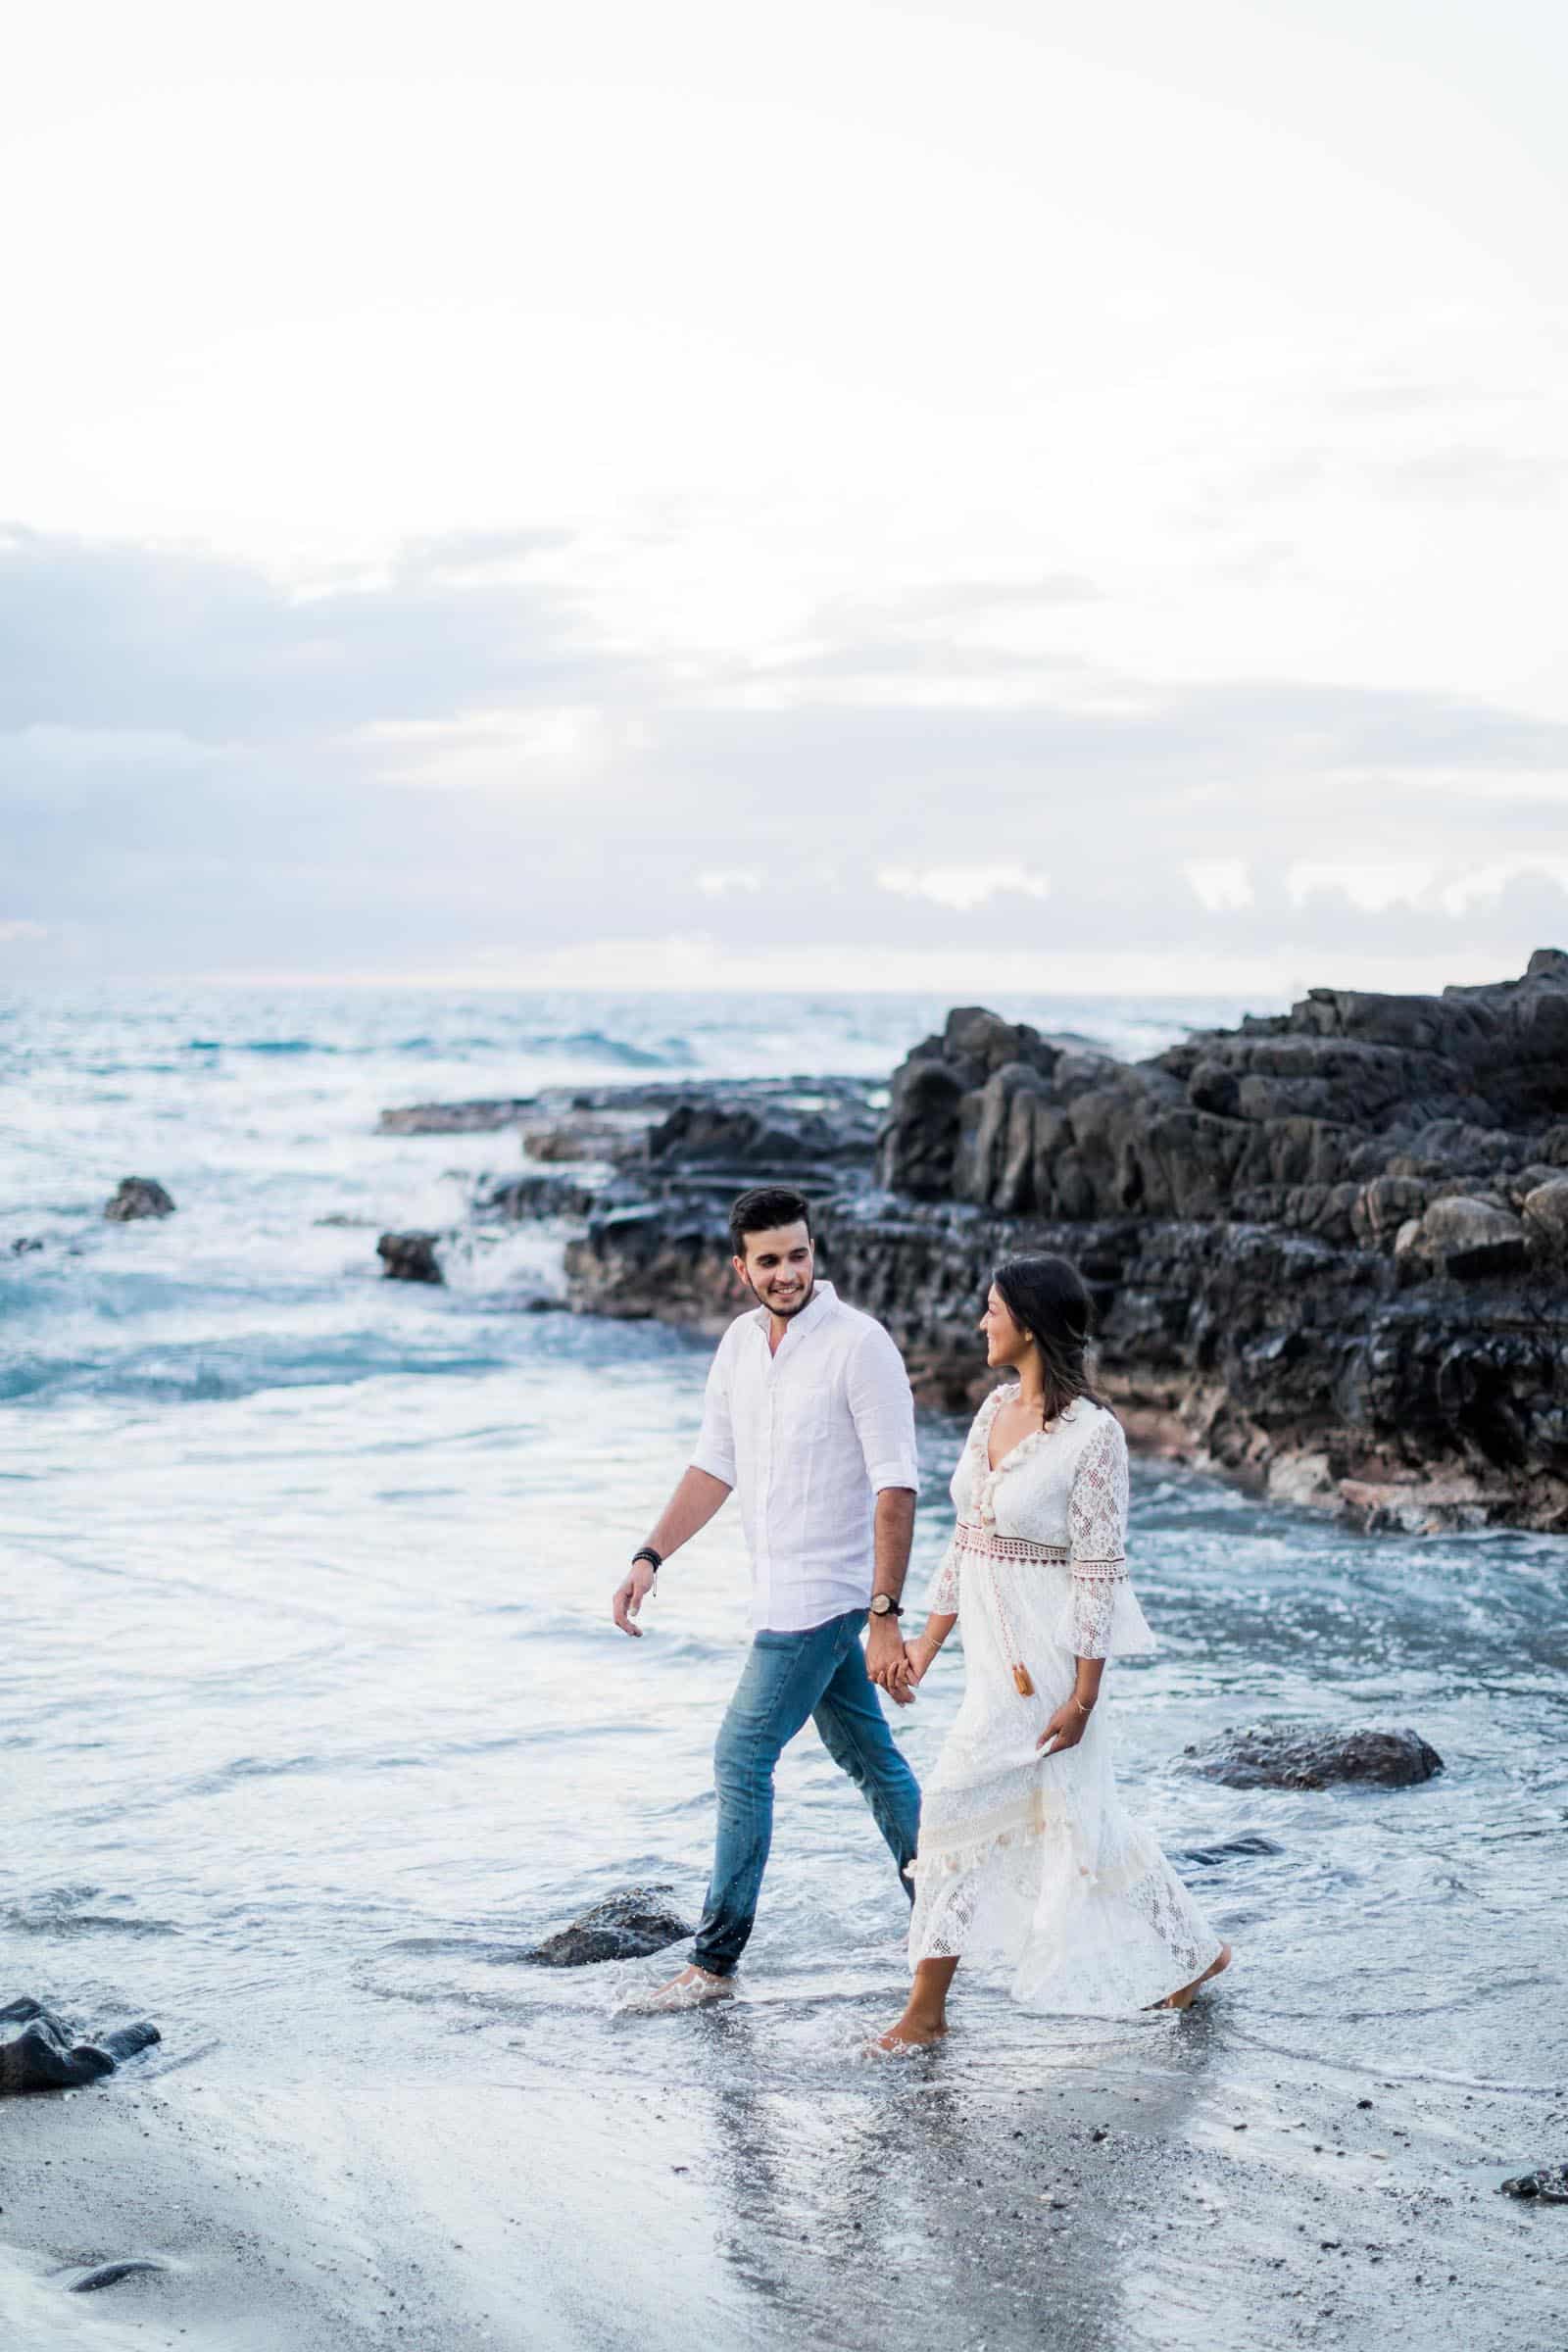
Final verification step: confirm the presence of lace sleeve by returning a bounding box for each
[1063,1415,1129,1659]
[929,1536,960,1616]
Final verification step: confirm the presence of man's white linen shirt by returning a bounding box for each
[691,1283,919,1632]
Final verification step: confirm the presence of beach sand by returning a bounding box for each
[4,1983,1563,2352]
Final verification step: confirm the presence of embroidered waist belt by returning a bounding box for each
[956,1521,1068,1565]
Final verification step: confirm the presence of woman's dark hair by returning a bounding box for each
[991,1253,1100,1425]
[729,1185,812,1259]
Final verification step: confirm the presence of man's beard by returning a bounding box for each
[746,1274,816,1319]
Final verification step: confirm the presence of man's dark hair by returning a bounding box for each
[729,1185,812,1260]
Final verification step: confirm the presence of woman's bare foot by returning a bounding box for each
[871,2012,949,2052]
[1156,1942,1232,2011]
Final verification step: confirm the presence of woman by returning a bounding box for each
[877,1254,1230,2048]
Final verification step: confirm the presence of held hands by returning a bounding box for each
[612,1560,657,1638]
[1037,1694,1093,1755]
[886,1634,938,1698]
[864,1614,918,1707]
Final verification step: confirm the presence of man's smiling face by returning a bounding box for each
[734,1221,815,1319]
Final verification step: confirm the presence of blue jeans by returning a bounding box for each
[694,1609,922,1978]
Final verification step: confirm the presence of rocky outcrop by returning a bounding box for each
[376,1231,443,1284]
[842,952,1568,1527]
[0,1997,160,2094]
[1182,1724,1445,1790]
[104,1178,175,1221]
[410,954,1568,1530]
[525,1886,693,1966]
[877,954,1568,1234]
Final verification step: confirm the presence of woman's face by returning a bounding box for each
[979,1284,1031,1369]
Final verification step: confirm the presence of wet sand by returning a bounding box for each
[4,1975,1564,2352]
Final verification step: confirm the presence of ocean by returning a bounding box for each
[3,987,1565,2350]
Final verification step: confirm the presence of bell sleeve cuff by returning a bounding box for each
[929,1536,960,1616]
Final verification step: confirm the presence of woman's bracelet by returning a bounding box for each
[1069,1692,1094,1715]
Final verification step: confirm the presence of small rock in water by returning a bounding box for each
[1175,1833,1284,1867]
[1500,2165,1568,2202]
[104,1177,175,1222]
[1183,1722,1444,1790]
[376,1231,444,1284]
[1,1998,160,2096]
[525,1886,694,1967]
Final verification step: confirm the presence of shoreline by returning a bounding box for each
[4,1982,1564,2351]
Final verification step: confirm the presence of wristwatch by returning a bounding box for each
[868,1593,903,1619]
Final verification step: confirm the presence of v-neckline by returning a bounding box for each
[982,1386,1073,1476]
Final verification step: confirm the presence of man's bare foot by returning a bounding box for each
[624,1963,736,2015]
[870,2014,949,2052]
[1157,1942,1232,2011]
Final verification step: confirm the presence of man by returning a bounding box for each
[611,1184,921,2007]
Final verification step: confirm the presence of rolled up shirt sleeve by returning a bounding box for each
[846,1323,919,1493]
[690,1336,738,1487]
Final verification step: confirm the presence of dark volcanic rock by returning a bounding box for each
[376,1231,443,1283]
[1500,2166,1568,2202]
[0,1998,160,2094]
[378,1100,537,1133]
[569,1201,739,1328]
[474,955,1568,1530]
[1183,1723,1445,1790]
[879,957,1568,1225]
[1174,1833,1285,1867]
[104,1177,175,1222]
[1416,1196,1528,1278]
[526,1885,694,1966]
[648,1098,858,1175]
[70,2260,172,2292]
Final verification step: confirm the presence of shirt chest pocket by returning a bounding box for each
[771,1375,844,1460]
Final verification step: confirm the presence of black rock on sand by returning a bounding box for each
[0,1996,160,2095]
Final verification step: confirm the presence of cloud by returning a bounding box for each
[3,521,1567,992]
[1436,857,1568,914]
[0,521,619,741]
[1185,859,1254,912]
[877,864,1051,912]
[1287,860,1438,913]
[1384,447,1563,504]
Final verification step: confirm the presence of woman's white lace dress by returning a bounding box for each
[906,1387,1223,2013]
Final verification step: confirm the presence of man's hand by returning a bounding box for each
[612,1561,657,1638]
[866,1611,913,1701]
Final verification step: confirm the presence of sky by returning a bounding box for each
[2,0,1565,1002]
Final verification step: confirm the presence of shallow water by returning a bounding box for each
[4,988,1566,2349]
